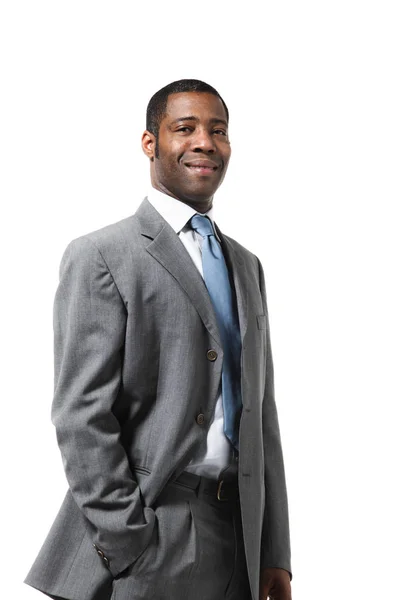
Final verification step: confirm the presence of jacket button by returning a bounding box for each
[196,413,205,425]
[207,349,218,361]
[93,544,108,563]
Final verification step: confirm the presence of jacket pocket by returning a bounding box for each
[256,314,267,330]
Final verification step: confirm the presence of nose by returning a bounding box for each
[191,127,216,154]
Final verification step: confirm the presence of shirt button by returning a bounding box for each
[207,349,218,361]
[196,413,205,425]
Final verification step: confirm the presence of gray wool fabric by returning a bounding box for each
[24,197,291,600]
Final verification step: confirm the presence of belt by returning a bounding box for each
[170,470,240,504]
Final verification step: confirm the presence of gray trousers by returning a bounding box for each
[48,468,252,600]
[108,470,252,600]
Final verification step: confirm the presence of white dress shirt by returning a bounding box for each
[146,187,234,479]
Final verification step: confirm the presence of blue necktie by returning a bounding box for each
[190,214,242,449]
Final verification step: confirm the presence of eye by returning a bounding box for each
[176,127,192,133]
[213,129,227,136]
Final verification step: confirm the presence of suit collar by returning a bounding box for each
[135,197,248,346]
[146,188,222,242]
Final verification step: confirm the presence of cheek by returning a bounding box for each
[155,153,184,185]
[222,145,232,163]
[156,152,177,175]
[158,142,184,170]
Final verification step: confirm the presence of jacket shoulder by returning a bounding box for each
[222,232,260,268]
[221,232,265,294]
[62,213,140,259]
[80,213,137,247]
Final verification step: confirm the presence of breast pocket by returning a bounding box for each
[256,314,267,330]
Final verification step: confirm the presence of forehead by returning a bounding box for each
[163,92,228,123]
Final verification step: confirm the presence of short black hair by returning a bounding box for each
[146,78,229,139]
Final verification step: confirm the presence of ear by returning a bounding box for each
[142,130,156,160]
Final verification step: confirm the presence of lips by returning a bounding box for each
[184,159,219,175]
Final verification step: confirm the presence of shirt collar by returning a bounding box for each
[146,187,222,242]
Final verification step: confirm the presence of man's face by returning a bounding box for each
[142,92,231,210]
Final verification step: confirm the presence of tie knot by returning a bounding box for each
[190,214,214,238]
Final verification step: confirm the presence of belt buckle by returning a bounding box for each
[217,480,228,502]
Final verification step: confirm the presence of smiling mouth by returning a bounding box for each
[184,160,219,176]
[185,165,217,174]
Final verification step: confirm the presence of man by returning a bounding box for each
[24,79,292,600]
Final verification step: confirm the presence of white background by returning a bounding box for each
[1,1,399,598]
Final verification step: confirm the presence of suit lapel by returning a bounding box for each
[135,197,248,347]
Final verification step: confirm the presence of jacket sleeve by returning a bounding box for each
[257,256,292,580]
[51,236,155,578]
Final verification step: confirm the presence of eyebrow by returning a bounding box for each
[170,116,228,127]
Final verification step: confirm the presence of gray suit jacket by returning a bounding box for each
[24,197,291,600]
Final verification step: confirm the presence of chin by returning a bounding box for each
[184,194,214,205]
[184,186,217,201]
